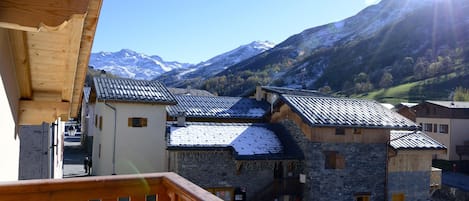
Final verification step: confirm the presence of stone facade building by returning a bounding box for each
[166,95,303,201]
[164,87,447,201]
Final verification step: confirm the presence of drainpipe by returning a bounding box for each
[49,122,57,179]
[104,101,117,175]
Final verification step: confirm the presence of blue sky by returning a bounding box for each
[92,0,380,63]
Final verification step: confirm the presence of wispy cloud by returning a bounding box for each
[365,0,380,6]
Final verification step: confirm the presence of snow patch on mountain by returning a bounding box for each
[156,40,275,86]
[90,49,192,80]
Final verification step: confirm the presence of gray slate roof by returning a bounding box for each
[262,86,326,96]
[281,95,418,129]
[167,87,214,97]
[83,87,91,103]
[390,130,446,150]
[93,77,176,104]
[167,95,269,119]
[167,122,303,160]
[427,101,469,109]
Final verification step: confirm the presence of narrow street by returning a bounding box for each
[63,135,89,178]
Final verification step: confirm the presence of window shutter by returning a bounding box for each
[128,118,132,127]
[99,116,103,130]
[142,118,147,127]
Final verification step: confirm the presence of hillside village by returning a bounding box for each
[1,1,469,201]
[72,75,469,201]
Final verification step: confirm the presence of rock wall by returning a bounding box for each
[280,120,387,201]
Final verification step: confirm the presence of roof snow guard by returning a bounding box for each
[167,123,303,160]
[281,95,418,129]
[167,95,269,119]
[93,77,176,104]
[390,130,446,150]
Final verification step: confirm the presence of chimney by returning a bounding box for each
[177,111,186,127]
[255,85,262,101]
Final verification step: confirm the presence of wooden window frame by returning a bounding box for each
[324,151,345,169]
[392,193,405,201]
[206,187,234,201]
[354,193,371,201]
[99,116,103,130]
[423,123,432,132]
[128,117,148,128]
[439,124,449,134]
[335,128,345,135]
[353,128,362,134]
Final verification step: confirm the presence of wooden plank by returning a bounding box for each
[8,30,32,99]
[61,15,85,105]
[70,0,103,118]
[0,0,89,32]
[18,100,69,125]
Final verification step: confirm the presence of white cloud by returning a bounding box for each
[365,0,380,6]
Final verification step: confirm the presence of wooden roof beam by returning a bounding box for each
[61,15,85,105]
[8,30,32,99]
[0,0,89,32]
[18,100,69,125]
[70,0,103,118]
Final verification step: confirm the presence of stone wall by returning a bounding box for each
[388,171,430,201]
[171,151,275,200]
[280,120,387,201]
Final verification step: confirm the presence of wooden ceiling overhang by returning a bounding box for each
[0,0,102,125]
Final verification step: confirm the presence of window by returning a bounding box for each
[439,124,449,134]
[353,128,362,134]
[99,116,103,130]
[206,187,234,201]
[335,128,345,135]
[355,193,371,201]
[95,114,98,127]
[433,124,438,133]
[392,193,405,201]
[118,197,130,201]
[324,151,345,169]
[423,123,432,132]
[128,117,148,127]
[146,195,157,201]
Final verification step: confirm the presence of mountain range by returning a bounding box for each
[89,41,275,81]
[90,0,469,102]
[201,0,469,99]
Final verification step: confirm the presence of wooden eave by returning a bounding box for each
[0,0,103,125]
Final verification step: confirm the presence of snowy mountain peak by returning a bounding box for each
[155,40,276,87]
[90,49,191,80]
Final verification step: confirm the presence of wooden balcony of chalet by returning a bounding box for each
[0,172,222,201]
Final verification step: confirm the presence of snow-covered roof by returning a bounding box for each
[281,94,418,129]
[93,77,176,104]
[167,95,269,119]
[168,123,283,157]
[390,130,446,150]
[427,101,469,109]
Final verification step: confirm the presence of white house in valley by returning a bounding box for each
[413,101,469,160]
[90,77,177,175]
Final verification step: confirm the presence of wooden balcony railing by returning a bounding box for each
[0,172,222,201]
